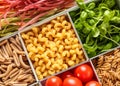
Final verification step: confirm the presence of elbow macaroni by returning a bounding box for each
[22,15,85,80]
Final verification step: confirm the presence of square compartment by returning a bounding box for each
[41,61,100,86]
[68,0,120,58]
[91,46,120,86]
[20,11,88,81]
[0,33,36,86]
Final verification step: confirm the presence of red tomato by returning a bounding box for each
[63,77,83,86]
[74,64,94,83]
[61,71,74,80]
[45,76,62,86]
[85,81,101,86]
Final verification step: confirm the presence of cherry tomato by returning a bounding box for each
[45,76,62,86]
[85,81,101,86]
[61,71,74,80]
[63,77,83,86]
[74,64,94,83]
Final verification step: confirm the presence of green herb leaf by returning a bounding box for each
[91,28,100,37]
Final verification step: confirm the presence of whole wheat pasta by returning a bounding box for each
[13,83,28,86]
[13,69,24,79]
[1,65,7,69]
[2,68,19,81]
[13,51,20,67]
[0,48,9,60]
[17,74,29,81]
[1,61,12,65]
[5,44,11,57]
[0,40,8,46]
[0,53,5,62]
[0,66,6,73]
[10,43,25,55]
[9,37,22,51]
[10,70,20,79]
[10,63,16,67]
[0,64,12,78]
[23,75,35,83]
[93,49,120,86]
[0,35,35,85]
[6,42,13,56]
[1,46,9,59]
[19,55,30,69]
[5,69,24,86]
[15,35,22,46]
[24,69,32,74]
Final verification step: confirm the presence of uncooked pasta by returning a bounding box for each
[93,48,120,86]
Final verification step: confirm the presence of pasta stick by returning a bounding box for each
[23,75,35,83]
[24,69,32,74]
[1,61,12,65]
[3,79,12,86]
[1,65,7,69]
[6,42,13,56]
[13,51,20,67]
[19,55,30,69]
[0,49,9,60]
[9,37,22,51]
[10,43,25,55]
[5,44,11,57]
[2,45,9,59]
[0,40,8,46]
[8,57,14,61]
[15,35,22,46]
[17,74,31,81]
[13,83,27,86]
[14,51,20,67]
[10,69,24,81]
[0,64,12,78]
[10,70,19,79]
[2,68,18,81]
[11,63,17,67]
[0,66,6,72]
[0,53,5,62]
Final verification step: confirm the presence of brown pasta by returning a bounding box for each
[0,35,35,86]
[9,37,22,51]
[0,40,8,46]
[93,49,120,86]
[19,55,30,69]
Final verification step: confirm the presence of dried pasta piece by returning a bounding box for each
[0,64,12,78]
[0,40,8,46]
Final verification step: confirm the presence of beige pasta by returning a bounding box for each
[0,40,8,46]
[93,49,120,86]
[0,35,35,86]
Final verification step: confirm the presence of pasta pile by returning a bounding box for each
[0,35,35,86]
[22,15,85,80]
[93,49,120,86]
